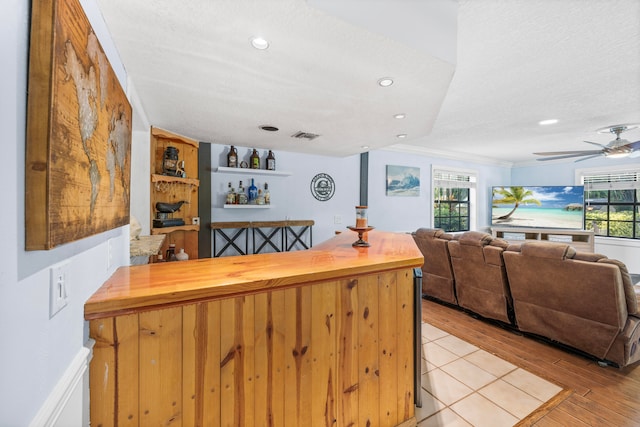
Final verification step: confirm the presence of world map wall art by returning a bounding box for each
[26,0,132,250]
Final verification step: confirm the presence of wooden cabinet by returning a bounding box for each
[150,127,200,258]
[491,226,595,252]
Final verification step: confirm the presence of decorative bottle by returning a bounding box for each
[264,182,270,205]
[226,182,236,205]
[237,181,248,205]
[266,150,276,170]
[175,248,189,261]
[248,178,258,204]
[227,145,238,168]
[250,149,260,169]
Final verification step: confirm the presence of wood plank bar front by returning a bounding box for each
[86,230,423,427]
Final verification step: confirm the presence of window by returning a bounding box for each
[579,168,640,239]
[432,167,477,232]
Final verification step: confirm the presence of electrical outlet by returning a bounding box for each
[334,215,342,224]
[50,263,69,318]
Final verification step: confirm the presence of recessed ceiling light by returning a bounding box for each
[250,36,269,50]
[538,119,558,125]
[361,145,370,150]
[396,134,407,139]
[394,113,406,119]
[259,125,279,132]
[378,77,394,87]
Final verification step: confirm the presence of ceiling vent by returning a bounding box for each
[291,131,320,141]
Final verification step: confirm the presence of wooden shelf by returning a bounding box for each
[213,167,292,177]
[151,224,200,235]
[223,204,273,209]
[151,174,199,187]
[491,226,594,252]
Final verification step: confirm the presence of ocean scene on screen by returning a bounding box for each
[491,186,584,229]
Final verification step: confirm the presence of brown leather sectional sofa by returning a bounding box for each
[413,228,640,367]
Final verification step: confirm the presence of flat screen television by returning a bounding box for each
[491,185,584,229]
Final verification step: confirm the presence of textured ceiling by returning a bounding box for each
[97,0,640,164]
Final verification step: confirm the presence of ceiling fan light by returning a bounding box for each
[605,151,631,159]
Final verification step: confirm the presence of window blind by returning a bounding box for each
[582,169,640,190]
[433,169,477,189]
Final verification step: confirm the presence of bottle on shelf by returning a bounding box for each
[264,182,270,205]
[166,243,178,261]
[175,248,189,261]
[256,189,265,205]
[226,182,236,205]
[248,178,258,204]
[237,180,248,205]
[266,150,276,171]
[227,145,238,168]
[250,148,260,169]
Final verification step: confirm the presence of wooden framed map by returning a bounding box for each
[26,0,132,250]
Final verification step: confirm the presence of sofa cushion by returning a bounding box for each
[520,242,576,260]
[598,258,639,315]
[458,231,493,246]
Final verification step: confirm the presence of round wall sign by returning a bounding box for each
[310,173,335,201]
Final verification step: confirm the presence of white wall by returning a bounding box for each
[1,1,131,425]
[208,144,360,244]
[368,149,511,233]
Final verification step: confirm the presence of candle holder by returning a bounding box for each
[347,225,374,247]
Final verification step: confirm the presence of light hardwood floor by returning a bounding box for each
[422,298,640,426]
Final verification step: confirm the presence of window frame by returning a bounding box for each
[432,165,477,232]
[576,166,640,240]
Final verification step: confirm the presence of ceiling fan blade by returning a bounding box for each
[626,140,640,150]
[583,140,608,149]
[533,150,603,156]
[574,154,603,163]
[535,151,604,161]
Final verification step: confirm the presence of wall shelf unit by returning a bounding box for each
[223,205,273,209]
[213,166,292,177]
[150,126,200,259]
[491,226,594,252]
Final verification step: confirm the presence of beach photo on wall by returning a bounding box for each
[386,165,420,196]
[491,186,584,229]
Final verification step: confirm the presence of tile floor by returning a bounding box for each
[416,322,563,427]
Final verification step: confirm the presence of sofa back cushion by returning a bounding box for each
[503,242,629,359]
[412,228,457,304]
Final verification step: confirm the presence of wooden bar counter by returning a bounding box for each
[85,230,423,427]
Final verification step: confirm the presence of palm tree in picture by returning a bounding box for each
[493,186,541,220]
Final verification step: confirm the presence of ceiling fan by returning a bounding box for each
[534,124,640,162]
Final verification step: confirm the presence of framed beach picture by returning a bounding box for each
[386,165,420,196]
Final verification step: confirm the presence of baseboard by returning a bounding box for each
[29,340,95,427]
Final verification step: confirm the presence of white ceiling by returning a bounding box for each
[96,0,640,165]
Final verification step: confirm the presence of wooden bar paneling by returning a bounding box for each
[89,270,416,426]
[87,231,422,426]
[116,314,139,426]
[358,274,380,427]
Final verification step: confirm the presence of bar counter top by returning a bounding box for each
[85,229,423,320]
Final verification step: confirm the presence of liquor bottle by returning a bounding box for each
[166,243,177,262]
[264,182,270,205]
[250,148,260,169]
[237,181,248,204]
[248,178,258,204]
[266,150,276,170]
[256,189,265,205]
[227,145,238,168]
[226,182,236,205]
